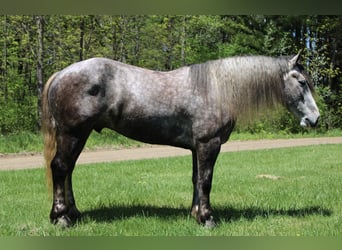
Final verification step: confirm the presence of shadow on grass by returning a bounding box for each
[215,205,332,223]
[82,204,332,224]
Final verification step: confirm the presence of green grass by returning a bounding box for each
[229,128,342,141]
[0,131,44,154]
[0,129,143,155]
[0,144,341,235]
[1,128,342,154]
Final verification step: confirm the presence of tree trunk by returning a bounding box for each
[164,16,174,70]
[36,16,44,130]
[79,17,85,61]
[2,15,8,101]
[119,16,128,63]
[180,15,187,66]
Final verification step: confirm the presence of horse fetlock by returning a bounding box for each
[50,202,67,217]
[50,205,81,227]
[191,205,199,218]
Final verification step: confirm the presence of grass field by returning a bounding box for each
[0,144,341,236]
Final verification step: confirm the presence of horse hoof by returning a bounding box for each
[53,215,73,228]
[204,216,216,229]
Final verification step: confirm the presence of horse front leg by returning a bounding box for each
[191,150,199,218]
[191,137,221,228]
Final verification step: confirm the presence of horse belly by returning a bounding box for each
[105,111,194,149]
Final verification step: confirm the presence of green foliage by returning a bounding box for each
[0,15,341,135]
[0,71,38,134]
[0,131,43,153]
[315,85,342,130]
[235,108,305,135]
[263,19,294,56]
[219,16,264,57]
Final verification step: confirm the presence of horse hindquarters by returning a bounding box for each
[191,137,221,228]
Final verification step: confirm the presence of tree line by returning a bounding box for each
[0,15,341,135]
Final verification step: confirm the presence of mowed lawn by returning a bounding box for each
[0,144,341,236]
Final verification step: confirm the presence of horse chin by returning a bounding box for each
[300,119,308,128]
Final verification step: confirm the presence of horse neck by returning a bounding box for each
[217,56,288,120]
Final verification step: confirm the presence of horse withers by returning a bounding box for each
[42,50,319,228]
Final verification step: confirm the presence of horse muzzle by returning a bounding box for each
[300,113,320,128]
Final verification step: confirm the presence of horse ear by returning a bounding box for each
[289,49,303,68]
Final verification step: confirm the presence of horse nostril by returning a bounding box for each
[304,118,311,126]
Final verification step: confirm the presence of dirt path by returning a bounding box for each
[1,137,342,171]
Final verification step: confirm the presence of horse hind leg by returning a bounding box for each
[64,174,81,220]
[49,130,90,227]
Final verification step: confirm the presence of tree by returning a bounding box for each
[36,16,44,130]
[0,15,341,135]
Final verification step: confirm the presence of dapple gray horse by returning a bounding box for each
[42,51,320,227]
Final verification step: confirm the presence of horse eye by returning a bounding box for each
[291,73,298,79]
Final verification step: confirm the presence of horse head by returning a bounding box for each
[283,50,320,127]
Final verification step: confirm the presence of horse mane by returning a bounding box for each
[189,56,291,122]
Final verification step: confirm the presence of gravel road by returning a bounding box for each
[1,137,341,171]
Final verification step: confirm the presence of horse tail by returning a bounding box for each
[41,72,58,192]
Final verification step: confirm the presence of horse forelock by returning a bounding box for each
[189,56,291,121]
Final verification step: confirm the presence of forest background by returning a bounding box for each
[0,15,341,136]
